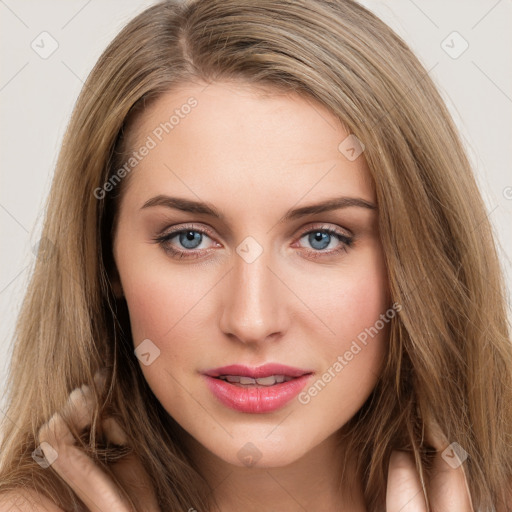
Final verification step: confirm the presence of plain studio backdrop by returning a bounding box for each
[0,0,511,417]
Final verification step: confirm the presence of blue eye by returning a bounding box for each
[153,224,353,260]
[154,227,215,258]
[177,230,204,250]
[304,231,335,250]
[297,228,353,257]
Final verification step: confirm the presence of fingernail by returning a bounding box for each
[93,368,108,390]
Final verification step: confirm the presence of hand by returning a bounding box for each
[386,412,474,511]
[37,371,160,512]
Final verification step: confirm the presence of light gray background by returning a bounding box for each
[1,0,511,411]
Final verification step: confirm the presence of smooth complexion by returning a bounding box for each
[112,81,390,511]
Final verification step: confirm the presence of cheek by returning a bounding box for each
[118,245,211,344]
[119,261,211,406]
[295,247,390,417]
[298,262,388,422]
[323,275,388,339]
[297,243,390,351]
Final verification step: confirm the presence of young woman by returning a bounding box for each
[0,0,511,510]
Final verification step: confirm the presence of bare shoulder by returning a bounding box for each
[0,488,65,512]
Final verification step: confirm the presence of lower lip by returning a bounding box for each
[203,374,312,413]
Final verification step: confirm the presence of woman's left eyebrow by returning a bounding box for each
[140,194,377,221]
[280,196,377,222]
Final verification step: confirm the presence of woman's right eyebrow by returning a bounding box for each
[139,194,377,222]
[140,195,224,219]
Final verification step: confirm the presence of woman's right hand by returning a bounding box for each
[37,371,160,512]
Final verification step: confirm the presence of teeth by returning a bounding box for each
[253,376,276,386]
[239,376,257,385]
[218,375,293,386]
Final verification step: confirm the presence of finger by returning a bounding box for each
[38,386,95,449]
[102,416,128,446]
[421,407,448,451]
[103,417,161,511]
[386,450,427,512]
[48,440,133,512]
[62,385,96,430]
[422,412,474,511]
[429,444,474,511]
[37,387,132,512]
[94,368,109,393]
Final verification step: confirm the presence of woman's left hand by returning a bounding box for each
[386,414,474,511]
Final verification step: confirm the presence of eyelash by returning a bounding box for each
[152,223,354,260]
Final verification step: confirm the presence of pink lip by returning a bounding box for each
[202,364,314,414]
[203,363,313,379]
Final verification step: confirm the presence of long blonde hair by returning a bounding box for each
[1,0,511,510]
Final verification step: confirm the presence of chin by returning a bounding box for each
[213,431,316,470]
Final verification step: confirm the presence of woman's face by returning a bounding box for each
[112,81,390,469]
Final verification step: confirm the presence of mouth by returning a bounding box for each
[215,374,296,387]
[203,363,313,380]
[202,363,314,413]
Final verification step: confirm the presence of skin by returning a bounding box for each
[113,81,386,510]
[30,82,474,512]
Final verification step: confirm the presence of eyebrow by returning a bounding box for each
[140,194,377,222]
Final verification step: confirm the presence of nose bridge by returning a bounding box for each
[219,241,286,344]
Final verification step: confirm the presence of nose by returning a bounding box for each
[219,246,289,345]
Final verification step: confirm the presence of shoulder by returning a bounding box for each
[0,488,65,512]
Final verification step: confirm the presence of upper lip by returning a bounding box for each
[203,363,314,379]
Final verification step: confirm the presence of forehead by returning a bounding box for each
[120,81,374,210]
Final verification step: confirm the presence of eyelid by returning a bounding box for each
[295,222,353,239]
[157,222,217,239]
[154,221,354,259]
[156,222,352,243]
